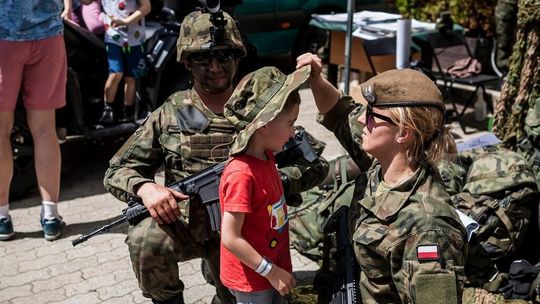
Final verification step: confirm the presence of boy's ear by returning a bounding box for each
[257,125,267,135]
[396,127,414,144]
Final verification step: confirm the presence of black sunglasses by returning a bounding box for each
[366,104,397,126]
[189,50,235,65]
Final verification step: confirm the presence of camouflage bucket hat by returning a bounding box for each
[224,66,311,155]
[358,69,445,112]
[177,10,247,62]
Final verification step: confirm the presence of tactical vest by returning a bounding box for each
[172,91,236,174]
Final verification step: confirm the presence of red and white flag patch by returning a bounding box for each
[416,244,440,261]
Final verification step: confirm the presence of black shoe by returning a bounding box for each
[119,105,134,123]
[99,104,114,125]
[151,293,184,304]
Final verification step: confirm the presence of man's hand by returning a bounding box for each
[136,183,188,225]
[266,264,296,295]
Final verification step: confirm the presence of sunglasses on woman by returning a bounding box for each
[365,104,397,126]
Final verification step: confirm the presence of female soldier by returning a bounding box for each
[296,53,466,304]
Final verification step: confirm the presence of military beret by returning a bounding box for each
[358,69,445,112]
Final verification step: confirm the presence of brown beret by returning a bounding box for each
[357,69,445,112]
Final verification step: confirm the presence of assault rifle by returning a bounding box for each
[72,128,318,246]
[316,205,361,304]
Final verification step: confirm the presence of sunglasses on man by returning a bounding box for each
[189,50,236,66]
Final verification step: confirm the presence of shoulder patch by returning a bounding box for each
[416,244,440,261]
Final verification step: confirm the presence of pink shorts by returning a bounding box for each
[0,35,67,111]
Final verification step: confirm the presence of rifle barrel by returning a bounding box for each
[71,216,127,246]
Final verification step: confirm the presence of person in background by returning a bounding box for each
[62,0,105,35]
[82,0,150,125]
[0,0,67,241]
[297,53,467,304]
[219,66,311,303]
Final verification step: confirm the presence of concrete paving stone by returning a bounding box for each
[100,294,137,304]
[97,277,140,301]
[178,266,208,287]
[35,241,72,258]
[63,273,117,298]
[19,250,69,272]
[2,238,44,255]
[81,258,130,279]
[47,255,99,277]
[0,284,32,302]
[66,242,115,260]
[130,290,149,303]
[95,245,130,263]
[178,259,199,276]
[56,292,102,304]
[0,258,20,276]
[183,278,216,304]
[10,287,67,304]
[0,268,51,289]
[32,271,83,293]
[112,268,136,283]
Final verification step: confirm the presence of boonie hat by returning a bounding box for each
[177,10,246,62]
[224,66,311,155]
[358,69,445,112]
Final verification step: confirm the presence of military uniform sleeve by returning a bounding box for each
[390,227,466,304]
[317,95,372,172]
[103,106,168,202]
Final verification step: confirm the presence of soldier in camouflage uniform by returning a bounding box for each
[297,53,467,304]
[103,10,327,304]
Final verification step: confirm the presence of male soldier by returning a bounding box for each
[103,10,328,304]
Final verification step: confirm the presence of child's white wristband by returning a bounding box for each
[255,257,273,277]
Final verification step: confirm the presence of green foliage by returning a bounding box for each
[395,0,497,36]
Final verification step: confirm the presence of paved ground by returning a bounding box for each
[0,85,489,303]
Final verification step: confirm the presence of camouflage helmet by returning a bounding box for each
[224,66,311,155]
[177,10,246,62]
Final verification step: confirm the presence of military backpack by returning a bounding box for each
[439,145,540,291]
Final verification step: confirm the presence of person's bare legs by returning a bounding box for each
[104,72,123,103]
[0,111,14,206]
[124,76,136,107]
[26,109,60,203]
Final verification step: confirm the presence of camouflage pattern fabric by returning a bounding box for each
[495,0,518,70]
[318,96,467,304]
[289,155,356,261]
[224,65,311,155]
[437,145,539,292]
[176,10,246,62]
[493,0,540,157]
[462,287,531,304]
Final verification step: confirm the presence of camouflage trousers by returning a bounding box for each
[125,216,235,303]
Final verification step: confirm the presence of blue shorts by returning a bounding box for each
[106,43,147,78]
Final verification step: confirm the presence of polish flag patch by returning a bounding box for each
[416,244,440,261]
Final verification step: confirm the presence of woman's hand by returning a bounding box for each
[296,52,324,81]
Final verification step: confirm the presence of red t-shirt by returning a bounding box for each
[219,151,292,292]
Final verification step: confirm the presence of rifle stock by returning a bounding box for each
[323,205,361,304]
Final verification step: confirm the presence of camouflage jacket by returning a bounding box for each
[104,89,328,207]
[319,96,467,304]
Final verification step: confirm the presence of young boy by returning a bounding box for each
[81,0,150,124]
[219,66,310,303]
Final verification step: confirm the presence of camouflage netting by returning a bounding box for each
[493,0,540,146]
[462,287,531,304]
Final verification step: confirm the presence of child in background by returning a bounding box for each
[62,0,105,35]
[82,0,150,124]
[219,66,311,303]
